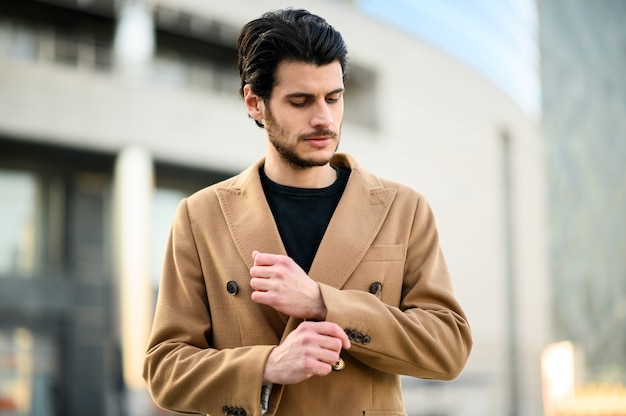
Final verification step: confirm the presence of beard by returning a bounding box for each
[264,104,341,169]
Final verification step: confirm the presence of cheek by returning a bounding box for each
[279,114,306,135]
[332,105,344,124]
[266,114,298,139]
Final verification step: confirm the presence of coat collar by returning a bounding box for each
[216,153,397,289]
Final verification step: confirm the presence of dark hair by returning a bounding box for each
[237,8,349,127]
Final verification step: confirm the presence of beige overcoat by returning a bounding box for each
[143,153,472,416]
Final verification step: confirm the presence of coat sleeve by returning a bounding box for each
[320,194,472,380]
[142,198,274,416]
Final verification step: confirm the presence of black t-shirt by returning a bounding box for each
[260,166,350,273]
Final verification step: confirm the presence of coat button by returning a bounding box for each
[369,281,383,297]
[362,335,371,345]
[226,280,239,295]
[332,358,345,371]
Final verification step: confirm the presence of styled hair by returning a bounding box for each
[237,8,349,127]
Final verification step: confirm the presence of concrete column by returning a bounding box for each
[113,0,155,84]
[113,145,154,415]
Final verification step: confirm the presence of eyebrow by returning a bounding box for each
[285,88,345,99]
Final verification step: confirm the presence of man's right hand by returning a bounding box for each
[262,321,351,385]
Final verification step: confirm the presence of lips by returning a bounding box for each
[299,127,337,149]
[305,136,333,147]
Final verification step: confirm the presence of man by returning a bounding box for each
[143,8,472,416]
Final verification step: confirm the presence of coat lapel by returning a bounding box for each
[308,155,397,289]
[215,159,286,271]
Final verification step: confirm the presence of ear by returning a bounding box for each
[243,84,265,124]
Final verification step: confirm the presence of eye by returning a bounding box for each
[326,94,342,104]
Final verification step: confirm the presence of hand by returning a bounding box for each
[263,321,351,385]
[250,251,327,320]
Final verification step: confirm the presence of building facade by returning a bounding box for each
[540,0,626,387]
[0,0,548,415]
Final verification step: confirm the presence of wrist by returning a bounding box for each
[311,283,327,320]
[263,348,279,384]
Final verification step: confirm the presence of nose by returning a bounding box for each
[310,100,333,128]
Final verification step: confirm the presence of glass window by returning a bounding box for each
[0,327,58,416]
[0,170,38,278]
[9,24,39,62]
[0,169,65,279]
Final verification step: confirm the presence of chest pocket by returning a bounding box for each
[353,244,404,306]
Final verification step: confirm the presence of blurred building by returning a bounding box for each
[0,0,548,415]
[539,0,626,388]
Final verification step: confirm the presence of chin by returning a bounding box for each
[284,152,332,169]
[307,150,336,166]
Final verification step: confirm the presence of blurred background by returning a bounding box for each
[0,0,624,415]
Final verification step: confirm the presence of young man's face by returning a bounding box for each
[259,60,345,169]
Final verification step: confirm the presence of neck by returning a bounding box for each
[263,156,336,188]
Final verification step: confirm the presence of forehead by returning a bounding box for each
[273,60,344,95]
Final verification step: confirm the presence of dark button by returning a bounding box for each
[369,281,383,297]
[222,406,246,416]
[344,328,370,345]
[226,280,239,295]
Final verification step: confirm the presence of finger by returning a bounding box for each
[252,251,274,267]
[313,348,342,368]
[250,276,273,292]
[335,328,351,350]
[299,354,333,378]
[250,264,272,279]
[254,252,293,269]
[252,251,275,266]
[250,286,284,308]
[316,335,345,356]
[301,322,351,350]
[317,322,352,349]
[250,290,268,305]
[249,277,264,291]
[249,252,276,278]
